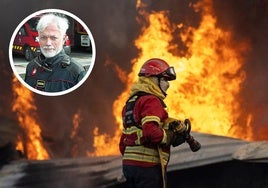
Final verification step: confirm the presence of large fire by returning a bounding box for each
[91,0,250,156]
[12,77,49,160]
[12,0,254,159]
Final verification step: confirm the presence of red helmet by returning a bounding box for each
[138,58,176,80]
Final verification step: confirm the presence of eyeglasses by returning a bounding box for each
[38,35,59,42]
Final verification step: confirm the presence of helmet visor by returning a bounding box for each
[161,66,176,80]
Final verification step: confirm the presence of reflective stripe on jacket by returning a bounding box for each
[120,93,171,167]
[123,145,170,166]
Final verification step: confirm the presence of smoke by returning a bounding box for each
[0,0,139,157]
[212,0,268,140]
[142,0,268,140]
[0,0,268,158]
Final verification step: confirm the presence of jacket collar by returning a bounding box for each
[130,76,166,100]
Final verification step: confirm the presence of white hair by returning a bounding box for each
[36,13,69,36]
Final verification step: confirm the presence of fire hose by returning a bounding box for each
[183,119,201,152]
[158,119,201,188]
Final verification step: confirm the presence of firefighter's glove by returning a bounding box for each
[165,119,187,147]
[183,119,191,138]
[171,133,185,147]
[168,119,185,133]
[163,129,175,147]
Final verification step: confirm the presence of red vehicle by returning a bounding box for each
[67,20,92,53]
[13,16,71,61]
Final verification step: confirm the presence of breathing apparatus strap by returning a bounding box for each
[123,91,148,128]
[124,91,166,127]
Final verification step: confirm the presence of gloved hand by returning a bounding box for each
[171,133,185,147]
[163,129,174,147]
[183,119,191,136]
[168,119,186,133]
[164,118,201,151]
[166,119,187,147]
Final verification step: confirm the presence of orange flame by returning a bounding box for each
[91,0,250,156]
[165,0,248,138]
[70,111,81,157]
[87,127,121,156]
[12,77,49,160]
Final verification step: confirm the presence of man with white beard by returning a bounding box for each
[24,13,86,93]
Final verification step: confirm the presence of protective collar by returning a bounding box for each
[130,76,166,100]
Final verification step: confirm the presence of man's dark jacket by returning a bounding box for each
[24,50,86,92]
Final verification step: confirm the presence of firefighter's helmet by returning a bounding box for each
[138,58,176,81]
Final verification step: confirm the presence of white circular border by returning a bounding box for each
[9,9,96,96]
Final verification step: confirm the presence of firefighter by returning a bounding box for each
[119,58,200,188]
[24,13,86,92]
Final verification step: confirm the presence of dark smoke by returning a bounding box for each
[213,0,268,140]
[0,0,268,158]
[0,0,139,157]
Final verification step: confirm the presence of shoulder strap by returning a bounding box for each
[124,91,148,128]
[123,91,166,128]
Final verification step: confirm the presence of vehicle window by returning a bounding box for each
[19,26,26,36]
[27,18,39,31]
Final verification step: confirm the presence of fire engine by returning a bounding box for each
[12,16,71,61]
[67,20,92,53]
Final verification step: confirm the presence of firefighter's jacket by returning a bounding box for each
[24,50,86,92]
[119,76,171,167]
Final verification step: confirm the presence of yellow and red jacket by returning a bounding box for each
[119,77,171,167]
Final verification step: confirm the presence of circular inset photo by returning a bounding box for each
[9,9,96,96]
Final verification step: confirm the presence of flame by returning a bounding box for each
[244,114,253,141]
[91,0,251,156]
[70,111,81,157]
[165,0,248,138]
[87,127,121,156]
[71,112,81,139]
[12,77,49,160]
